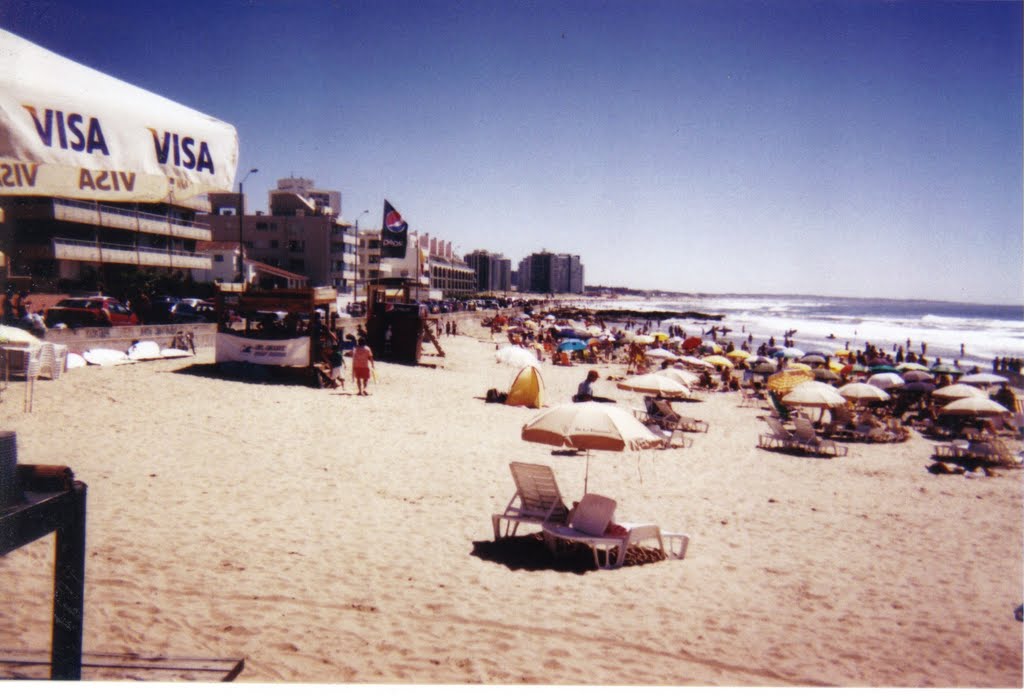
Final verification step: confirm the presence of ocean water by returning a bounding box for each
[570,294,1024,370]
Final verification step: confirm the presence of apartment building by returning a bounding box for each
[200,178,356,292]
[464,250,512,292]
[517,251,584,294]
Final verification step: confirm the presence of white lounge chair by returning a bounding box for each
[542,493,685,570]
[492,462,570,540]
[758,416,798,450]
[645,422,693,449]
[792,416,848,456]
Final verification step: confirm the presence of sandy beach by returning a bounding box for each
[0,318,1021,687]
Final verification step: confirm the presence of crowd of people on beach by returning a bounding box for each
[993,356,1023,374]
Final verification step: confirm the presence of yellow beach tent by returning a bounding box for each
[506,365,545,408]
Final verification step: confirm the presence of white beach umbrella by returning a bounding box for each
[617,373,690,399]
[645,348,678,360]
[838,382,891,404]
[663,367,701,387]
[496,345,539,369]
[867,372,905,390]
[940,397,1010,417]
[677,355,714,370]
[957,373,1008,386]
[521,402,661,492]
[632,335,656,345]
[781,381,847,408]
[933,384,986,401]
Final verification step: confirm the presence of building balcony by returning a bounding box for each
[53,198,212,241]
[53,237,212,270]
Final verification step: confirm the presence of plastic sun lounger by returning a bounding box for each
[542,493,685,570]
[759,416,799,450]
[492,462,570,540]
[792,416,849,456]
[645,423,693,449]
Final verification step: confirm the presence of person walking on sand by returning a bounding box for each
[352,337,375,395]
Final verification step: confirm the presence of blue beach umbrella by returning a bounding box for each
[557,339,588,353]
[772,347,804,359]
[899,381,936,394]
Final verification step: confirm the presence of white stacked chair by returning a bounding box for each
[3,344,43,412]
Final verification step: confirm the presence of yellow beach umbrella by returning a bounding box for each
[787,362,813,373]
[704,355,733,369]
[726,349,751,361]
[767,369,814,395]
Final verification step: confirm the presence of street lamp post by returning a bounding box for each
[353,209,368,306]
[237,167,258,284]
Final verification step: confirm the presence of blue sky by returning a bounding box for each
[3,0,1021,304]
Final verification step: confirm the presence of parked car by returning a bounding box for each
[146,296,181,324]
[44,296,139,328]
[168,300,217,323]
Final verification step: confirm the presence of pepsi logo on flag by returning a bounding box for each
[381,199,409,258]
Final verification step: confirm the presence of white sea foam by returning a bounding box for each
[570,295,1024,368]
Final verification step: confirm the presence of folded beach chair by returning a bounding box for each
[542,493,686,570]
[492,462,570,540]
[792,416,848,456]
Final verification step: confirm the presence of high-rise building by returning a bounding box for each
[517,251,584,294]
[464,250,511,292]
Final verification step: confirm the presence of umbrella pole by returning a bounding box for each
[584,450,590,493]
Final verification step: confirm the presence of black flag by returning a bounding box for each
[380,200,408,259]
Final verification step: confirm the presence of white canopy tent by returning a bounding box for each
[0,29,238,207]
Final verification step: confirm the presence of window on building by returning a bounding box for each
[270,239,279,249]
[288,240,305,252]
[256,222,268,231]
[213,254,224,262]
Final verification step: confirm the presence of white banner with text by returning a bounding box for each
[0,29,238,206]
[216,334,311,367]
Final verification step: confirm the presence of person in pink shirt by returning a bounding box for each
[352,337,375,396]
